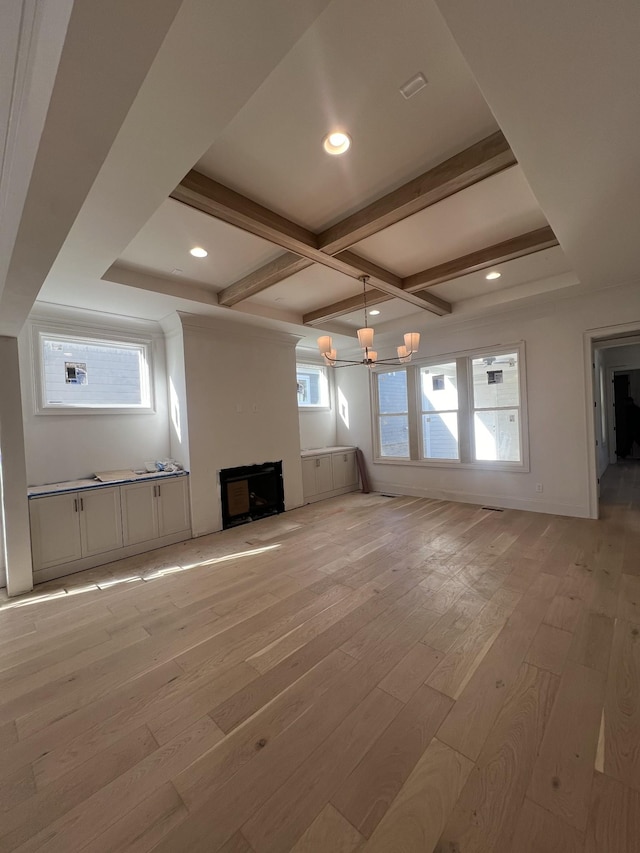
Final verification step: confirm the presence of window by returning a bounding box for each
[296,363,330,408]
[377,370,409,457]
[34,328,153,414]
[420,362,459,460]
[373,344,528,470]
[471,353,520,462]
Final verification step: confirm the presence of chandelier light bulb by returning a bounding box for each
[357,327,374,350]
[404,332,420,354]
[317,335,333,354]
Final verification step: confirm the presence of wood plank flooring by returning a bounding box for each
[0,462,639,851]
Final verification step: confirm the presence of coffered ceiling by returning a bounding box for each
[104,0,570,346]
[4,0,638,348]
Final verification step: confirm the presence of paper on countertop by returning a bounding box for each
[94,469,137,482]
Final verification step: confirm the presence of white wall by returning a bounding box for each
[19,307,171,485]
[299,408,336,449]
[336,281,640,518]
[180,314,303,537]
[162,312,190,471]
[0,336,33,595]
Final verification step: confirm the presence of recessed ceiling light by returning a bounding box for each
[369,309,380,316]
[190,247,208,258]
[323,131,351,156]
[485,270,501,280]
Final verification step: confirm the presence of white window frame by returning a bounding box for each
[371,342,529,472]
[296,362,332,411]
[32,324,155,415]
[418,360,461,462]
[371,368,412,460]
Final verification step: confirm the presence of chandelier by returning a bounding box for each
[317,275,420,368]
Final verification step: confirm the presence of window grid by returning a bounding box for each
[372,344,527,470]
[418,362,460,461]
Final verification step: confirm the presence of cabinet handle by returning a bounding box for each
[153,485,157,497]
[80,497,84,511]
[344,454,347,461]
[316,458,320,467]
[74,498,78,512]
[157,485,161,497]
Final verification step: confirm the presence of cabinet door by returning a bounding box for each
[331,452,356,488]
[30,493,82,570]
[78,487,123,557]
[157,477,190,536]
[121,481,158,546]
[301,458,319,498]
[316,455,334,493]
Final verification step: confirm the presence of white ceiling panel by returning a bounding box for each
[247,263,361,313]
[352,165,549,276]
[118,198,282,289]
[429,245,572,303]
[339,297,422,328]
[196,0,498,231]
[334,245,572,328]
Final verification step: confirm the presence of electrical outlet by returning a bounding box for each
[535,483,543,493]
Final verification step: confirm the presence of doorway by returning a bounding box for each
[586,327,640,518]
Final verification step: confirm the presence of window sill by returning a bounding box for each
[36,405,156,416]
[373,456,530,473]
[298,406,332,413]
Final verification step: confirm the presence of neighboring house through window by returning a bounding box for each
[33,326,154,414]
[296,363,330,409]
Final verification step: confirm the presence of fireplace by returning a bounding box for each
[219,461,284,529]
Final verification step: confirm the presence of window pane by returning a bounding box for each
[474,409,521,461]
[377,370,407,414]
[420,362,458,412]
[42,337,146,407]
[379,415,409,457]
[472,353,519,409]
[296,365,328,407]
[422,413,459,459]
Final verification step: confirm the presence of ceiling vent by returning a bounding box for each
[400,72,428,100]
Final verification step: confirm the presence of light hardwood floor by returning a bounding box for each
[0,464,639,851]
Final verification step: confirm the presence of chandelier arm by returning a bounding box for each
[318,274,420,367]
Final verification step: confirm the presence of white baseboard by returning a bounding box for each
[371,480,590,519]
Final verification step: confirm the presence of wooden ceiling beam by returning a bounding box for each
[173,171,447,315]
[335,250,451,315]
[218,254,313,307]
[171,171,318,252]
[317,130,517,253]
[303,226,558,326]
[402,226,558,291]
[212,131,517,306]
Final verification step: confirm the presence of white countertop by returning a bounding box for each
[28,470,188,498]
[300,446,356,458]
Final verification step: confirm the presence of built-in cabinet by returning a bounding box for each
[29,487,123,570]
[29,474,191,582]
[121,477,190,545]
[301,447,359,503]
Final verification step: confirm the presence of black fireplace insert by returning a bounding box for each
[219,461,284,529]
